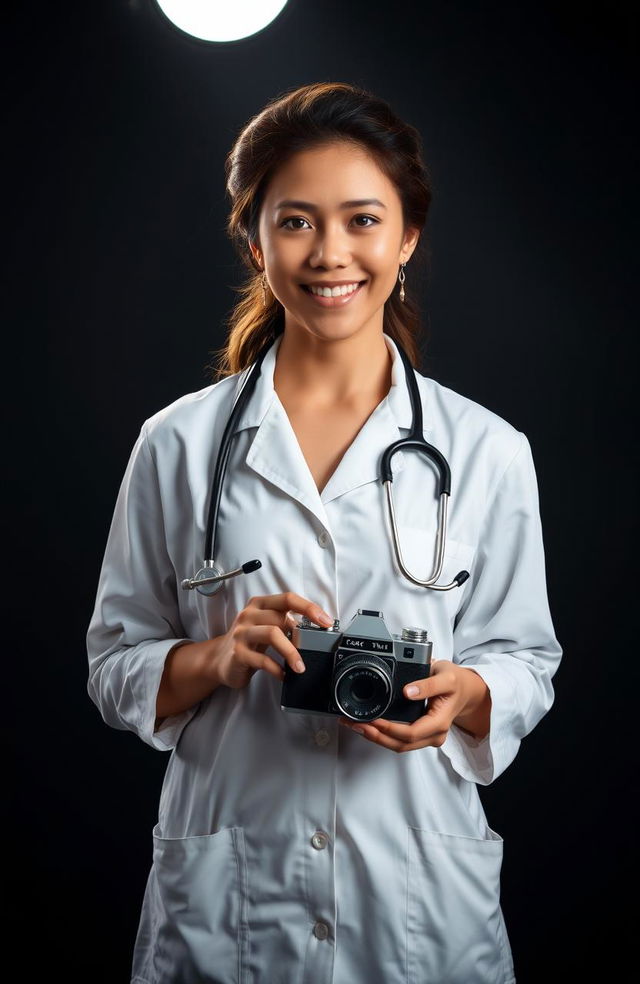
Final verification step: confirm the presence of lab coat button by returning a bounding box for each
[311,831,329,850]
[317,531,330,548]
[313,921,330,940]
[315,729,330,746]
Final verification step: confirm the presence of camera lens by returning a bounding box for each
[351,675,378,703]
[334,655,392,722]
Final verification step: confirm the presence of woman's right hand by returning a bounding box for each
[215,591,334,690]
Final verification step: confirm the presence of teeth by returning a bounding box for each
[308,282,361,297]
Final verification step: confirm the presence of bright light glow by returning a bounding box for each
[155,0,289,42]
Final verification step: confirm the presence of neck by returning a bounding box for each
[273,328,392,409]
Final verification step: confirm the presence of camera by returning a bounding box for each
[281,609,432,724]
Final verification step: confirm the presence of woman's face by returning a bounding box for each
[251,141,420,344]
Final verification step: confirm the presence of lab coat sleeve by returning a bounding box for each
[86,421,199,752]
[438,431,563,785]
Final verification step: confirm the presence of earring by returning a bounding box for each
[261,271,268,307]
[398,262,406,303]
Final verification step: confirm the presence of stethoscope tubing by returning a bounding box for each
[203,344,271,563]
[185,331,469,594]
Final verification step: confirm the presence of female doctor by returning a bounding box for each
[86,81,563,984]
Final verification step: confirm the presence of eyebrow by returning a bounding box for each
[274,198,387,211]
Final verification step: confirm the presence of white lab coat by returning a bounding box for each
[87,331,562,984]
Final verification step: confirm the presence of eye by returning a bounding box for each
[280,216,311,230]
[353,214,379,227]
[280,214,380,230]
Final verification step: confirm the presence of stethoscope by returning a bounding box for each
[182,333,470,596]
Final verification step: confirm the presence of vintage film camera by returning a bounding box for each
[281,609,432,724]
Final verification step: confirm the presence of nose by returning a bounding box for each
[308,220,352,269]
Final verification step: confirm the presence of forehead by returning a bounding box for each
[261,141,399,207]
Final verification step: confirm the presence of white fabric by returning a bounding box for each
[87,331,562,984]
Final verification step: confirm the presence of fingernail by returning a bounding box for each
[295,660,305,673]
[405,684,419,697]
[319,612,333,626]
[352,726,364,735]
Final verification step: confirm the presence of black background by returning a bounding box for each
[7,1,636,980]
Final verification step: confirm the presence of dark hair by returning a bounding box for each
[208,81,433,380]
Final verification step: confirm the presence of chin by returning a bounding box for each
[305,321,379,342]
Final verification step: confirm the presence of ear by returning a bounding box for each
[399,225,421,265]
[249,240,263,269]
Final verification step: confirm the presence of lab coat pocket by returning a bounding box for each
[150,823,250,984]
[396,528,475,615]
[406,824,514,984]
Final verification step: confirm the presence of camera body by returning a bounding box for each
[281,609,432,724]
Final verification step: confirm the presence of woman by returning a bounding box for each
[87,81,562,984]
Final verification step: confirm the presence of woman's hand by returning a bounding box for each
[216,591,333,690]
[338,660,492,753]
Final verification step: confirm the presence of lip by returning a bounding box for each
[300,280,366,308]
[303,280,366,288]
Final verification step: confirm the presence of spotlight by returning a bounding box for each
[154,0,290,42]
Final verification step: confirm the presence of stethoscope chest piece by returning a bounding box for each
[190,565,226,596]
[181,558,262,595]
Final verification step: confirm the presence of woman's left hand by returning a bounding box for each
[338,659,491,754]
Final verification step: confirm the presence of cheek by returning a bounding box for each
[366,241,402,281]
[367,265,400,303]
[264,238,301,273]
[267,255,304,300]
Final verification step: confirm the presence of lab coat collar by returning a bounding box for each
[231,331,431,513]
[232,331,426,434]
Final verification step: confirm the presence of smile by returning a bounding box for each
[300,280,367,307]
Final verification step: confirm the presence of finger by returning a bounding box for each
[370,715,449,744]
[402,666,457,702]
[341,707,449,743]
[363,718,415,741]
[248,592,333,627]
[240,646,287,682]
[341,719,448,754]
[240,608,296,632]
[242,624,307,676]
